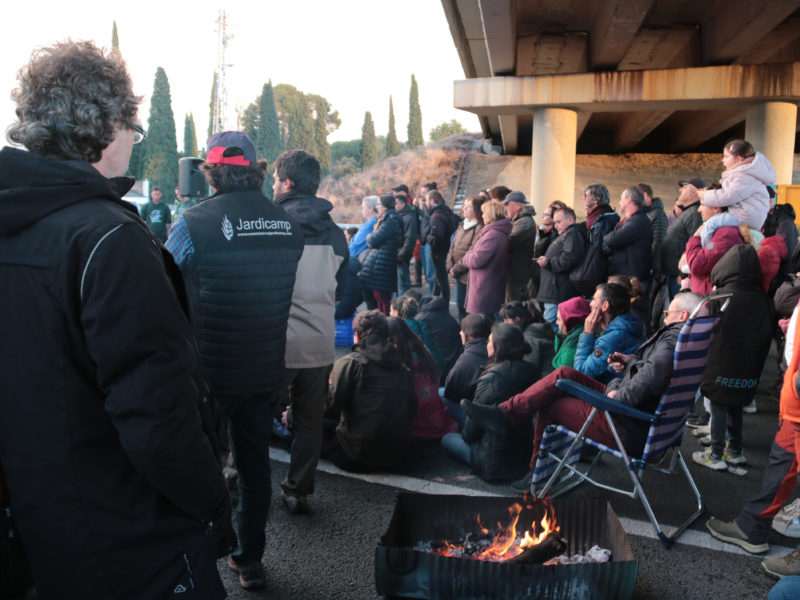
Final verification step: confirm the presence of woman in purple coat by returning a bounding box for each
[462,201,512,316]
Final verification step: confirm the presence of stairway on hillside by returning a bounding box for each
[451,151,474,214]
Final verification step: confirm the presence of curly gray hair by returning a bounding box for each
[7,40,140,163]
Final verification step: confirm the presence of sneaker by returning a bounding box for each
[686,413,710,429]
[459,399,508,435]
[699,434,712,447]
[706,517,769,553]
[281,490,311,515]
[772,499,800,537]
[762,550,800,578]
[511,471,533,495]
[723,448,747,466]
[692,424,711,437]
[693,449,727,470]
[228,556,267,590]
[742,399,757,414]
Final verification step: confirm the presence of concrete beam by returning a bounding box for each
[590,0,655,69]
[614,110,674,150]
[617,26,699,70]
[516,33,588,76]
[669,109,746,151]
[701,0,800,64]
[576,112,592,140]
[441,0,480,78]
[735,16,800,65]
[497,115,518,154]
[478,0,514,74]
[454,62,800,114]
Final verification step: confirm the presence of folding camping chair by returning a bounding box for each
[531,293,731,548]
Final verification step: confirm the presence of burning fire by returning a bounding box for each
[432,497,560,562]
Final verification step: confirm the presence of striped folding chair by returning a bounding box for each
[531,293,731,548]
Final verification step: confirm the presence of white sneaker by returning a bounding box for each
[773,498,800,538]
[692,449,727,471]
[692,424,711,437]
[742,400,757,414]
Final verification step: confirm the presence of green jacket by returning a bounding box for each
[552,325,583,370]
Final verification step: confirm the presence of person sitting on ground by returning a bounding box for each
[500,300,555,378]
[698,139,777,230]
[573,282,645,383]
[442,314,493,428]
[692,245,774,471]
[706,298,800,579]
[324,310,416,472]
[416,293,463,382]
[392,294,445,375]
[552,296,592,370]
[441,323,539,483]
[387,317,457,440]
[461,292,703,494]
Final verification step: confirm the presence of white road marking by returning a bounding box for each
[270,448,795,558]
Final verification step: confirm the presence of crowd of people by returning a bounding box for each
[3,38,800,600]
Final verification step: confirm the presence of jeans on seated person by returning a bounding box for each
[441,389,466,429]
[769,576,800,600]
[441,432,471,466]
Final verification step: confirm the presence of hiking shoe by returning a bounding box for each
[281,490,311,515]
[762,550,800,578]
[459,399,508,435]
[772,499,800,538]
[228,556,267,590]
[723,448,747,466]
[692,424,711,437]
[693,449,727,470]
[743,400,757,414]
[706,518,769,553]
[511,471,533,495]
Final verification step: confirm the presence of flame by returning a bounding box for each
[429,498,560,562]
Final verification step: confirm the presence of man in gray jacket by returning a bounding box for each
[660,178,705,299]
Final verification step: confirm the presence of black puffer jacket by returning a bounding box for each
[603,209,653,282]
[360,208,402,293]
[444,337,488,403]
[327,334,416,469]
[428,202,458,256]
[417,295,463,380]
[645,197,669,277]
[0,147,232,599]
[537,223,588,304]
[461,360,538,482]
[661,202,702,277]
[701,245,775,406]
[396,203,419,262]
[507,207,537,298]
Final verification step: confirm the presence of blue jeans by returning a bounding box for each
[421,244,435,294]
[441,393,466,429]
[543,302,559,333]
[397,260,411,295]
[441,432,471,466]
[217,392,277,564]
[769,576,800,600]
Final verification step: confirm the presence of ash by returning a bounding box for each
[544,545,612,565]
[413,531,497,559]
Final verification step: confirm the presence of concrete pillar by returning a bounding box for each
[744,102,797,185]
[531,108,577,214]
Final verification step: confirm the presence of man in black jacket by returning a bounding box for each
[0,41,234,599]
[166,131,305,589]
[426,189,458,303]
[661,178,705,299]
[394,186,419,294]
[603,186,653,285]
[504,191,537,302]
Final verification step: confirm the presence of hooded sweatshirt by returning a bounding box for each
[702,152,776,229]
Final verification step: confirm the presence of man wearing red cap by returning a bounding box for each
[166,131,305,589]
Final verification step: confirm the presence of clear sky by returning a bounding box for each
[1,0,480,150]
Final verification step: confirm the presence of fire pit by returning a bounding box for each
[375,493,637,600]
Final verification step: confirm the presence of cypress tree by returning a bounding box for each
[183,113,198,157]
[111,21,119,51]
[313,97,331,173]
[127,139,145,179]
[144,67,179,193]
[207,72,217,141]
[240,101,258,141]
[257,81,281,162]
[360,111,378,169]
[386,96,400,157]
[408,74,424,148]
[286,95,314,152]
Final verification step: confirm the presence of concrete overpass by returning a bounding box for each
[442,0,800,210]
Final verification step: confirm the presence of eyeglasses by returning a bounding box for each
[129,123,146,145]
[662,309,682,317]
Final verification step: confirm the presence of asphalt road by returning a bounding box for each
[216,339,793,600]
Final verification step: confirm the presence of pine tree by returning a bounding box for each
[207,72,217,141]
[360,111,378,169]
[111,21,119,51]
[257,81,281,162]
[183,113,198,157]
[144,67,179,192]
[408,74,424,148]
[386,96,400,157]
